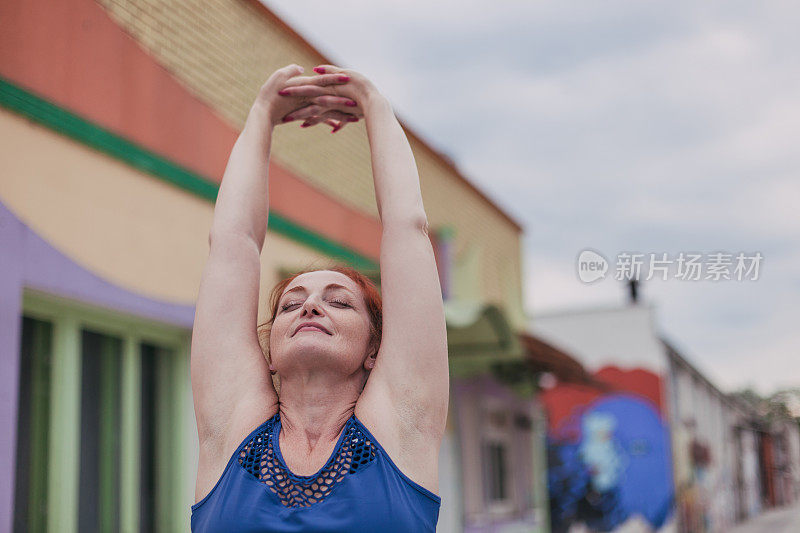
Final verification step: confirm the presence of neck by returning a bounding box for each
[275,371,364,453]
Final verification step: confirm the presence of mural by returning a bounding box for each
[542,367,674,532]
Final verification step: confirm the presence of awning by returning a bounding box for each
[444,299,524,379]
[519,332,607,388]
[443,300,605,396]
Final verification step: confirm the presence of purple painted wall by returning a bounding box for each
[0,200,195,531]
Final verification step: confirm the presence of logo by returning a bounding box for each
[577,249,609,283]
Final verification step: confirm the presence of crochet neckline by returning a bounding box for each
[271,411,355,481]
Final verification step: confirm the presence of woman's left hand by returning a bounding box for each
[277,64,380,133]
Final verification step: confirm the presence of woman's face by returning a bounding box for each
[270,270,375,377]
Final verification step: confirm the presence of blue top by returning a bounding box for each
[190,411,441,532]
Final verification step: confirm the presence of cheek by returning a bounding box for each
[358,318,373,341]
[268,321,288,349]
[274,316,292,335]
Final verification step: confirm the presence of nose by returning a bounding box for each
[301,295,323,316]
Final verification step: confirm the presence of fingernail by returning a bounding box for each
[345,100,357,107]
[314,66,326,74]
[278,90,290,96]
[282,115,293,122]
[338,75,350,82]
[347,116,358,122]
[331,126,341,133]
[301,121,312,127]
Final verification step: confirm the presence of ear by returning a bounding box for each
[365,348,378,370]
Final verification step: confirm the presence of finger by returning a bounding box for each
[276,64,305,81]
[308,95,362,116]
[327,118,345,134]
[319,109,359,124]
[301,116,343,132]
[317,108,359,133]
[299,113,326,128]
[281,104,325,123]
[281,73,350,89]
[278,85,341,99]
[301,110,358,129]
[300,118,321,128]
[312,64,345,75]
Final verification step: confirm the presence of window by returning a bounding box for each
[78,329,123,531]
[480,403,515,515]
[483,440,508,502]
[14,291,191,532]
[139,342,182,530]
[14,316,53,532]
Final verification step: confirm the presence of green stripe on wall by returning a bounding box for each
[0,75,379,272]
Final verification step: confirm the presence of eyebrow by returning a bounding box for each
[280,283,355,301]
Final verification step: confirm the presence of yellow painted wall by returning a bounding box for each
[96,0,528,328]
[0,107,327,326]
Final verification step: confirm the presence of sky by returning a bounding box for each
[262,1,799,396]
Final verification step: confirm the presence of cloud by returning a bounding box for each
[262,0,800,394]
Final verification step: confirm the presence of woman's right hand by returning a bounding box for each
[277,64,384,132]
[253,64,355,129]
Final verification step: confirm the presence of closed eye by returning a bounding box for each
[280,298,352,312]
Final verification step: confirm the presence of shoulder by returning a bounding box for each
[195,403,279,505]
[223,402,280,457]
[354,388,444,497]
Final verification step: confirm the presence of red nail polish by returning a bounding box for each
[338,75,350,82]
[347,116,358,122]
[278,90,290,96]
[314,66,326,74]
[282,115,293,122]
[345,100,357,107]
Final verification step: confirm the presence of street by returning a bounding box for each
[729,505,800,533]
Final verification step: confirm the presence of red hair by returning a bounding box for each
[257,264,383,378]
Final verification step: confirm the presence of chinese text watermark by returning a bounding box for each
[576,250,762,283]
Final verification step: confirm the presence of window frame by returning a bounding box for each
[20,288,192,532]
[480,398,516,516]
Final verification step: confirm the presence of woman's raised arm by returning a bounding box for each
[191,68,292,468]
[191,64,358,503]
[284,64,450,439]
[361,89,450,438]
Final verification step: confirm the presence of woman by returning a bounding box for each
[189,64,450,532]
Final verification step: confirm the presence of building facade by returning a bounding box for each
[0,0,542,531]
[532,304,676,532]
[531,301,800,533]
[664,340,740,532]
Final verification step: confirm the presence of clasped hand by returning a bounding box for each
[256,63,378,133]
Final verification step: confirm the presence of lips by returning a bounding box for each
[293,322,332,336]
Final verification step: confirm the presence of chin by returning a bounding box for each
[284,343,336,358]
